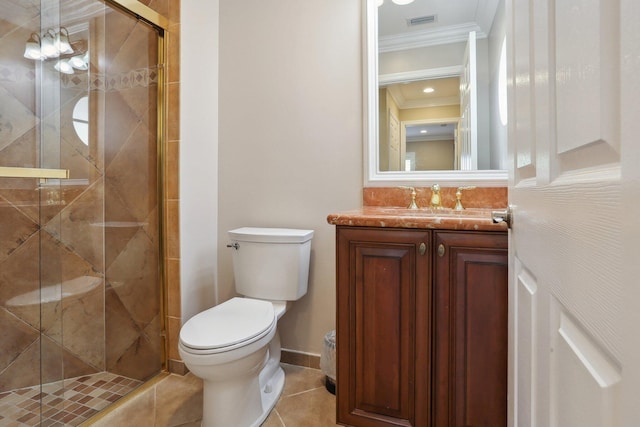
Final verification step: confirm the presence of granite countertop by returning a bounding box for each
[327,206,508,232]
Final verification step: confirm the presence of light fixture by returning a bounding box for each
[423,87,435,93]
[377,0,384,6]
[23,33,42,60]
[24,28,76,61]
[55,28,73,55]
[391,0,415,5]
[54,58,74,74]
[68,52,89,70]
[40,30,58,58]
[420,129,428,134]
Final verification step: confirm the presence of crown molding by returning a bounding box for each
[379,66,463,85]
[379,22,485,53]
[407,134,454,143]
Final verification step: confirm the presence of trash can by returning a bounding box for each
[320,330,336,395]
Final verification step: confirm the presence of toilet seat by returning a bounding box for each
[180,297,276,354]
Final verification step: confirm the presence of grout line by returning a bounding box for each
[284,386,326,399]
[274,408,286,426]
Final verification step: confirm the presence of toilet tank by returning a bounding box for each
[228,227,314,301]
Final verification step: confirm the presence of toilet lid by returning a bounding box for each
[180,298,276,351]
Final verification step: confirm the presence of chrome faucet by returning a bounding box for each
[430,184,442,209]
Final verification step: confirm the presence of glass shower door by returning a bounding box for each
[0,0,163,424]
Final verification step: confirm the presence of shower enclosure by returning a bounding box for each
[0,1,166,425]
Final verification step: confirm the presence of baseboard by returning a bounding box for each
[281,349,321,370]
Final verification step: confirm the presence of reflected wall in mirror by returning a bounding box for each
[367,0,508,185]
[379,76,460,171]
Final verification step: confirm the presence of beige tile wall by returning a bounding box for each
[146,0,183,373]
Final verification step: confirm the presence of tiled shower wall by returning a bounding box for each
[0,0,177,392]
[157,0,183,374]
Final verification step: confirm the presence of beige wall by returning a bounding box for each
[407,139,455,170]
[217,0,363,354]
[399,104,460,122]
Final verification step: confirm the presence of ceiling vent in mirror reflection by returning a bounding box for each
[408,14,437,26]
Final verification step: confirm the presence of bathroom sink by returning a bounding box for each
[327,206,507,231]
[368,207,493,218]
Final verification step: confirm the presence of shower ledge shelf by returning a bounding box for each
[90,221,148,228]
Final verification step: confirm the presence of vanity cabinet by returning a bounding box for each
[335,226,507,427]
[432,231,508,427]
[336,226,432,427]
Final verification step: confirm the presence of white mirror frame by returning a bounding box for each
[363,0,508,187]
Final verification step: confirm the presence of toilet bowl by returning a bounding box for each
[179,227,313,427]
[179,298,285,427]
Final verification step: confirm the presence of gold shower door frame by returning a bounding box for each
[108,0,170,372]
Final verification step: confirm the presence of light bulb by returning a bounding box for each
[56,28,73,55]
[23,33,42,60]
[69,54,88,70]
[54,59,74,74]
[41,31,58,58]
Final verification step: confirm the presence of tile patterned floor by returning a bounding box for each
[87,363,339,427]
[0,372,142,427]
[263,364,338,427]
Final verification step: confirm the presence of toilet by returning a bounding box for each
[178,227,314,427]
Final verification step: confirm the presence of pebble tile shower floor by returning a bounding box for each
[0,372,142,427]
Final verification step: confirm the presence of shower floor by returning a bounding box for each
[0,372,142,427]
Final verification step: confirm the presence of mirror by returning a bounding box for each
[365,0,508,186]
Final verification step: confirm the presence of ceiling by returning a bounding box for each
[378,0,500,51]
[406,122,456,141]
[384,76,460,109]
[378,0,501,112]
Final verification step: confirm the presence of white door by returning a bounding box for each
[507,0,640,426]
[459,31,478,170]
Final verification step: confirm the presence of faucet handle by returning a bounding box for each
[399,186,419,209]
[454,186,476,210]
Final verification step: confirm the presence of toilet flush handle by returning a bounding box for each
[226,242,240,250]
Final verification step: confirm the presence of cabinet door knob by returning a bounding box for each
[419,242,427,255]
[437,243,445,257]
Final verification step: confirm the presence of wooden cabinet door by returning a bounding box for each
[336,227,431,427]
[433,232,508,427]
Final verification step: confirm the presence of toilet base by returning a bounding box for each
[195,330,285,427]
[253,365,285,426]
